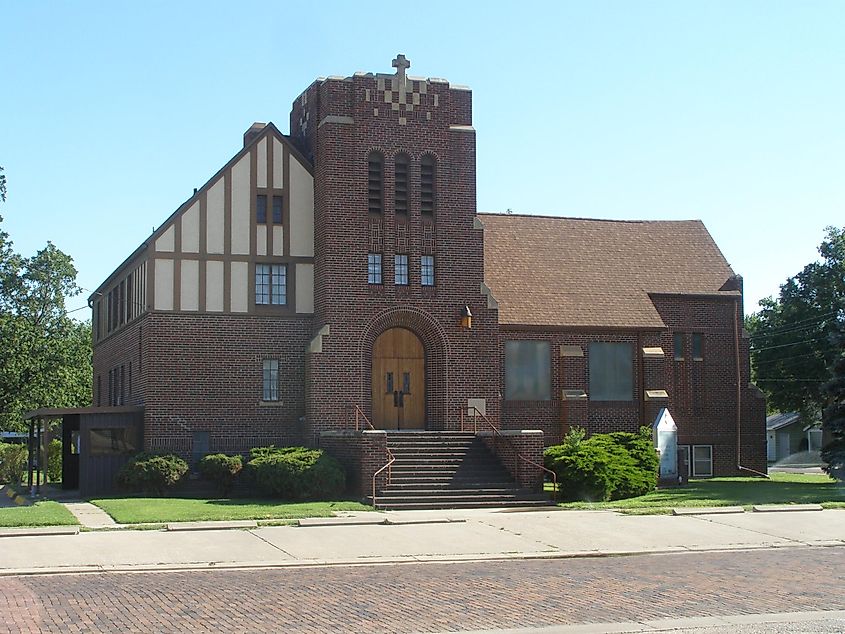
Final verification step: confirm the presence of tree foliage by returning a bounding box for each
[0,170,92,431]
[747,227,845,419]
[821,324,845,481]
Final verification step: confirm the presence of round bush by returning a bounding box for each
[116,452,189,495]
[247,446,345,500]
[198,453,243,496]
[0,442,27,485]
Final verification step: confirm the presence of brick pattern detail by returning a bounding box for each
[479,432,545,490]
[291,72,501,438]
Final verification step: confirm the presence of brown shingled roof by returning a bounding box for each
[480,214,738,328]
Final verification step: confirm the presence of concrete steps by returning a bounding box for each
[370,432,551,510]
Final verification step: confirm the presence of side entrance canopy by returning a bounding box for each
[23,406,144,497]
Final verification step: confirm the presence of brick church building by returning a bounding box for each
[88,55,766,505]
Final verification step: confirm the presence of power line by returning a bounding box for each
[750,334,828,353]
[748,312,838,339]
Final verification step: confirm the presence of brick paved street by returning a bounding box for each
[1,546,843,633]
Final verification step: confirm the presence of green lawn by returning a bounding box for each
[0,501,79,527]
[90,497,372,524]
[551,473,845,511]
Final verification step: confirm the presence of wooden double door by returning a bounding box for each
[372,328,425,430]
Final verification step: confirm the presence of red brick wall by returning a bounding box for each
[319,430,389,498]
[479,431,545,490]
[139,312,312,455]
[292,73,501,436]
[498,294,767,476]
[92,316,147,408]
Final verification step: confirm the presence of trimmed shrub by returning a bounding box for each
[246,446,345,500]
[0,442,27,485]
[47,439,62,483]
[544,426,659,502]
[198,453,243,496]
[116,452,189,495]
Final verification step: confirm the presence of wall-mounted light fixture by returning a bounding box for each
[459,305,473,329]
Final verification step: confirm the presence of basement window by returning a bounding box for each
[692,445,713,477]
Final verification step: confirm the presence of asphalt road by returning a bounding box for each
[1,546,843,633]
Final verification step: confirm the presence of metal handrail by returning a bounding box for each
[460,406,558,500]
[351,405,395,508]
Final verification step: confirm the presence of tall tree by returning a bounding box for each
[821,323,845,480]
[0,168,92,431]
[748,227,845,420]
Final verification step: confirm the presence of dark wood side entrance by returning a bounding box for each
[372,328,425,430]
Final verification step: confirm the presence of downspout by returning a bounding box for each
[735,296,769,478]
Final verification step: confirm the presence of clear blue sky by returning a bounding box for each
[2,1,843,317]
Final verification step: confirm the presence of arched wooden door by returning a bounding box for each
[372,328,425,430]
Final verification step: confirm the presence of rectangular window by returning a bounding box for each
[368,253,382,285]
[692,333,704,360]
[270,264,286,305]
[263,360,279,401]
[692,445,713,477]
[420,156,435,215]
[504,341,551,401]
[255,264,271,304]
[394,156,409,215]
[421,255,435,286]
[589,342,634,401]
[257,194,268,223]
[272,196,283,224]
[673,332,684,360]
[394,254,409,285]
[90,428,137,455]
[255,263,286,305]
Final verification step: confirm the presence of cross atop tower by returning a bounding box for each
[392,54,410,83]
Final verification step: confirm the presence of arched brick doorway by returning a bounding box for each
[372,328,425,429]
[360,308,449,430]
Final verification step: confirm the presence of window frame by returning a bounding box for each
[262,359,280,402]
[673,332,684,361]
[368,253,383,285]
[257,194,268,224]
[692,444,713,477]
[394,254,409,286]
[588,342,634,402]
[421,255,435,286]
[255,263,287,306]
[692,333,704,361]
[504,340,552,401]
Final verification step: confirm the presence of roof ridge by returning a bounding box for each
[477,212,702,224]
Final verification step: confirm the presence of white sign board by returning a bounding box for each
[653,408,678,481]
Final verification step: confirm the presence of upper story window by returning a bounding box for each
[272,195,283,224]
[394,254,409,285]
[394,154,410,215]
[420,155,436,216]
[368,253,382,285]
[692,333,704,360]
[257,195,268,224]
[368,152,383,215]
[504,341,551,401]
[255,263,287,305]
[589,342,633,401]
[421,255,435,286]
[673,332,684,360]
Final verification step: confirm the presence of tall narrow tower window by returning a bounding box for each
[421,155,436,216]
[368,152,383,215]
[394,154,410,215]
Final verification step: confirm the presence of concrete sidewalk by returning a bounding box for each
[0,507,843,576]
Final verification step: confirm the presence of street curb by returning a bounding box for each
[672,506,745,515]
[0,526,79,538]
[752,503,824,512]
[0,541,841,578]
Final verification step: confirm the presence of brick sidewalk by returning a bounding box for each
[1,547,843,633]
